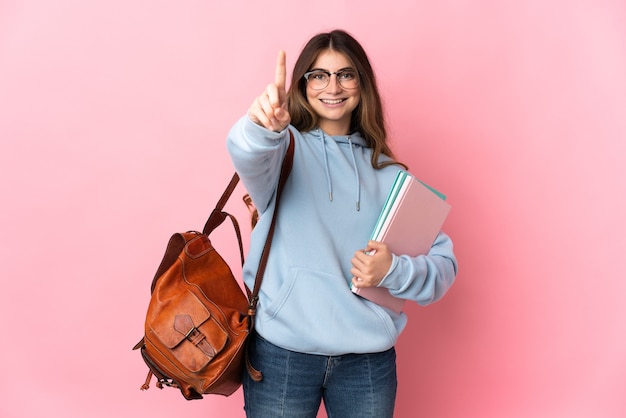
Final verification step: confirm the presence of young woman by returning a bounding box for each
[227,29,457,418]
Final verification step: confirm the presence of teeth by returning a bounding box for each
[321,99,344,104]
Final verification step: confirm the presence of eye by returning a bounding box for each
[338,70,357,80]
[311,71,328,81]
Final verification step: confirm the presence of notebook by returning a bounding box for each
[351,170,451,313]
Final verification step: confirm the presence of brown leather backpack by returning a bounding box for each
[133,134,294,400]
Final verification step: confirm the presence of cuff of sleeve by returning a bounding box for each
[243,115,288,147]
[376,254,399,289]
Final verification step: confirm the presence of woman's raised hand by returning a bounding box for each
[248,50,291,132]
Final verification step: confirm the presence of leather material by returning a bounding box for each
[141,231,250,399]
[134,132,294,400]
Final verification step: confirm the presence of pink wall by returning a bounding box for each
[1,1,625,417]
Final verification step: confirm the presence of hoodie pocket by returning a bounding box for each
[261,267,398,351]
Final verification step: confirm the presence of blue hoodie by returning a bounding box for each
[227,116,457,356]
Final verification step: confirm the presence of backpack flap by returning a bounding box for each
[148,289,229,372]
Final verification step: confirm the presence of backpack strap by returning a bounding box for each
[202,129,295,296]
[202,172,240,235]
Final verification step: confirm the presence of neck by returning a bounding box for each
[318,120,350,136]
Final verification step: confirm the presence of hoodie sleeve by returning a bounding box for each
[377,231,458,306]
[226,115,290,214]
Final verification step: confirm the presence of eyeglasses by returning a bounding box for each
[303,69,359,90]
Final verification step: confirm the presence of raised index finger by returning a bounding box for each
[275,50,286,90]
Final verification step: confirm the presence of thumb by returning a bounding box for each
[366,240,386,253]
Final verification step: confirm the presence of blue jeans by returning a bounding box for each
[243,332,397,418]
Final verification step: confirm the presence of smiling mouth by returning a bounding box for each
[320,98,346,104]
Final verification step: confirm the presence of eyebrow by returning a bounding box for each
[308,67,355,72]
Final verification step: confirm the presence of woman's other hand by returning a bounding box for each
[350,241,393,288]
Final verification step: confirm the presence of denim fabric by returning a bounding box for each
[243,332,397,418]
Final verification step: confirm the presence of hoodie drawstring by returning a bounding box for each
[321,132,333,202]
[320,130,361,211]
[348,137,361,211]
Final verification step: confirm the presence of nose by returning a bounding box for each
[326,74,342,93]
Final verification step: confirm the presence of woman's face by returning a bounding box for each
[306,49,361,136]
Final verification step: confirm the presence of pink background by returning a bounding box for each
[1,1,625,417]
